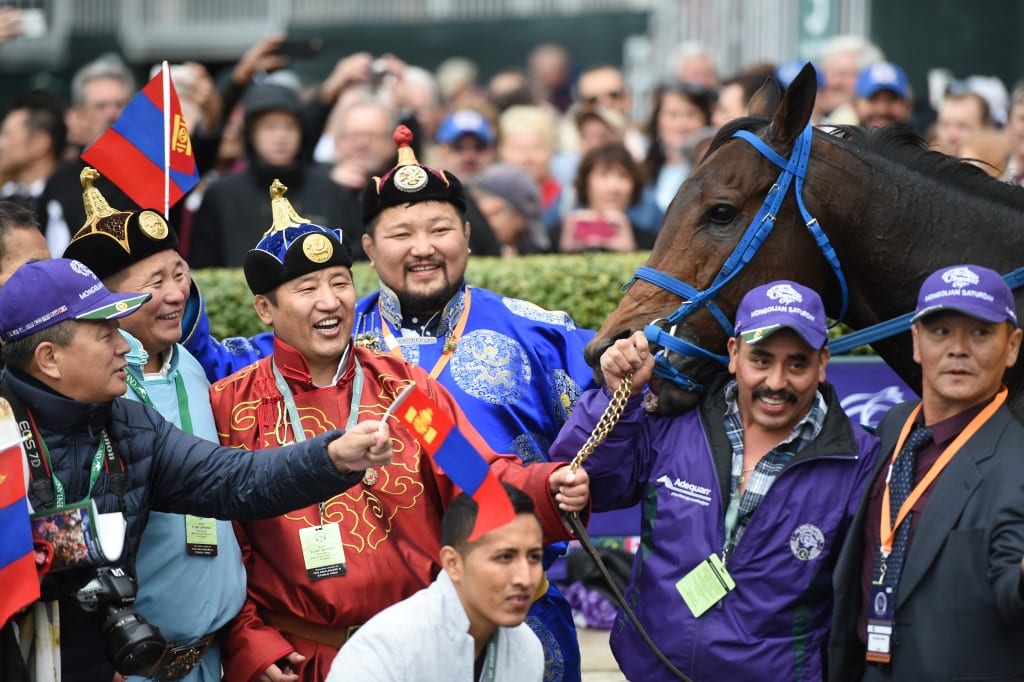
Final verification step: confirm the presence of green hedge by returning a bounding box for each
[191,252,650,340]
[192,252,866,352]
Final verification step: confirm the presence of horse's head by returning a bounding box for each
[586,64,835,414]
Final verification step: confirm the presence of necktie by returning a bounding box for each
[884,424,933,590]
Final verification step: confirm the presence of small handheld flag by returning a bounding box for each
[0,404,39,625]
[396,386,514,541]
[81,63,199,217]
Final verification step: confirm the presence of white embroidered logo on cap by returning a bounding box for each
[766,284,803,305]
[941,266,980,289]
[69,260,94,278]
[870,63,899,85]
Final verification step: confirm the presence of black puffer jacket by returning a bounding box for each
[4,368,363,681]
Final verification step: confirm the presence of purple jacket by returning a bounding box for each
[549,376,879,681]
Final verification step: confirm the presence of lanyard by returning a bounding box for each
[272,354,364,526]
[379,288,472,379]
[879,387,1006,556]
[272,354,364,441]
[125,366,194,435]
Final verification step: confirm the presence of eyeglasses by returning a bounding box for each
[582,90,625,106]
[450,139,488,152]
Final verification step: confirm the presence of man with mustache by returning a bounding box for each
[550,280,880,681]
[829,264,1024,681]
[352,126,596,681]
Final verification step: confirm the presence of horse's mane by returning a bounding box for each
[828,124,1024,211]
[706,117,1024,212]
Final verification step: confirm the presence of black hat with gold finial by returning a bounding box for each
[360,125,467,226]
[62,167,178,281]
[243,179,353,295]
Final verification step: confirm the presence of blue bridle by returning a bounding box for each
[628,124,850,393]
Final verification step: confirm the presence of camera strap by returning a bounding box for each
[1,380,126,510]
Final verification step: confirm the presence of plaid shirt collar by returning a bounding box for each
[722,379,828,556]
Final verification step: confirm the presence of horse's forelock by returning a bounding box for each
[706,116,771,156]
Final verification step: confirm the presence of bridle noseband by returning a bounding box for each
[627,124,850,393]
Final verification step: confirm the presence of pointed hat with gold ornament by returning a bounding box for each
[360,125,467,225]
[243,179,352,295]
[62,167,178,280]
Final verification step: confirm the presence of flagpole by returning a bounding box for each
[161,61,170,220]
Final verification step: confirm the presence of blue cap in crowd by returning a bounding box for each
[435,110,495,146]
[855,62,910,99]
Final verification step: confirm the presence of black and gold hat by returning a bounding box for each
[243,179,353,295]
[62,167,178,281]
[360,125,467,225]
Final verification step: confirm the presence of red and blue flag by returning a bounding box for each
[0,441,38,625]
[397,387,514,541]
[82,66,199,211]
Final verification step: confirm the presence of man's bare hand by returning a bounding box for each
[258,652,305,682]
[327,420,393,474]
[549,466,589,512]
[600,330,654,396]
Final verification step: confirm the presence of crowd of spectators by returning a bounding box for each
[3,18,1023,266]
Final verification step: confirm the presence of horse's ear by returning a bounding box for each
[747,77,782,118]
[769,62,818,144]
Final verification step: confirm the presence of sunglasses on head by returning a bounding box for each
[582,90,625,106]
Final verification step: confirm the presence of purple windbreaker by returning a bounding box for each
[550,377,879,681]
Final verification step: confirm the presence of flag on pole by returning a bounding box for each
[81,65,199,214]
[0,439,38,625]
[396,387,515,541]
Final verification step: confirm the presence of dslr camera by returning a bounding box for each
[76,566,166,675]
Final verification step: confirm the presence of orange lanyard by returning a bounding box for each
[379,288,472,379]
[879,386,1006,555]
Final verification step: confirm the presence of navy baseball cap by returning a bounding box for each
[855,62,910,99]
[733,281,828,349]
[912,264,1018,327]
[435,110,495,145]
[0,258,150,342]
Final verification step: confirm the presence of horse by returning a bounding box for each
[587,63,1024,421]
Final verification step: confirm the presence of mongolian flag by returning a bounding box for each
[0,437,37,625]
[81,63,199,216]
[397,387,514,541]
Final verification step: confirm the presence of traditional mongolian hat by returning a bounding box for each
[360,125,467,225]
[62,167,178,281]
[243,179,353,295]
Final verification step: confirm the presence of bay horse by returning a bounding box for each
[587,63,1024,421]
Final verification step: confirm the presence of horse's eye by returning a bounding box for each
[708,204,737,225]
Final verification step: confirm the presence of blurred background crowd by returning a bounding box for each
[1,0,1022,265]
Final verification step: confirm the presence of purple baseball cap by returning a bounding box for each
[0,258,151,342]
[733,281,828,349]
[912,264,1018,327]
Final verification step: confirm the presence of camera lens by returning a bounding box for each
[101,607,166,675]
